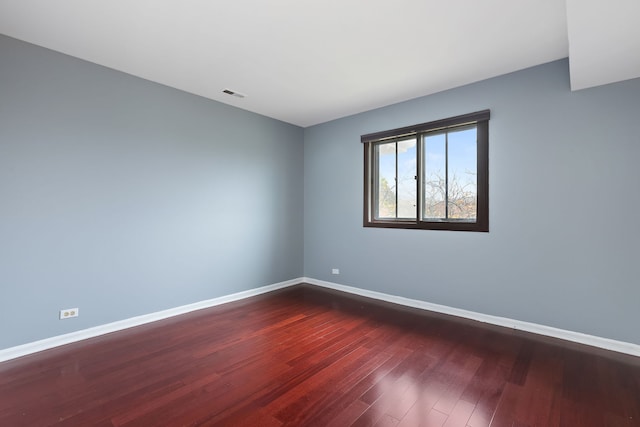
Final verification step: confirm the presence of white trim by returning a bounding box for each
[2,276,638,363]
[0,278,301,363]
[302,277,640,358]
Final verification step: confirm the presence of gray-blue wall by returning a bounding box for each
[0,35,304,349]
[3,33,639,352]
[304,59,640,345]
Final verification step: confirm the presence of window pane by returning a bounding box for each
[375,142,396,219]
[397,138,417,219]
[447,127,477,220]
[422,133,446,220]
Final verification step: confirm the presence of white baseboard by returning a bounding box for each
[302,277,640,358]
[2,276,638,363]
[0,278,301,363]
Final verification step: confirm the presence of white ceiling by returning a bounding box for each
[0,0,638,127]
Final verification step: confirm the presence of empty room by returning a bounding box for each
[1,1,639,426]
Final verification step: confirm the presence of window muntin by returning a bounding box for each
[363,110,489,232]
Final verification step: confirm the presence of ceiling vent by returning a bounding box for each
[222,89,246,98]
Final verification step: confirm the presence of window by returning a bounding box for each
[363,110,489,232]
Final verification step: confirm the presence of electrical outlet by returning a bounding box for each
[60,308,79,319]
[332,268,340,275]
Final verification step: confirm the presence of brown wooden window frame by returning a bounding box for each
[362,110,490,232]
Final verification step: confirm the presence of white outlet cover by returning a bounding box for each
[59,308,79,319]
[332,269,340,275]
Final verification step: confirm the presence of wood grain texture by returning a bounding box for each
[1,284,639,426]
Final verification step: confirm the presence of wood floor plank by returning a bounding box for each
[304,348,413,427]
[441,400,475,427]
[0,284,639,426]
[431,354,483,415]
[272,347,389,425]
[325,399,370,427]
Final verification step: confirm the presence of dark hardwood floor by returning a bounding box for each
[1,284,639,427]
